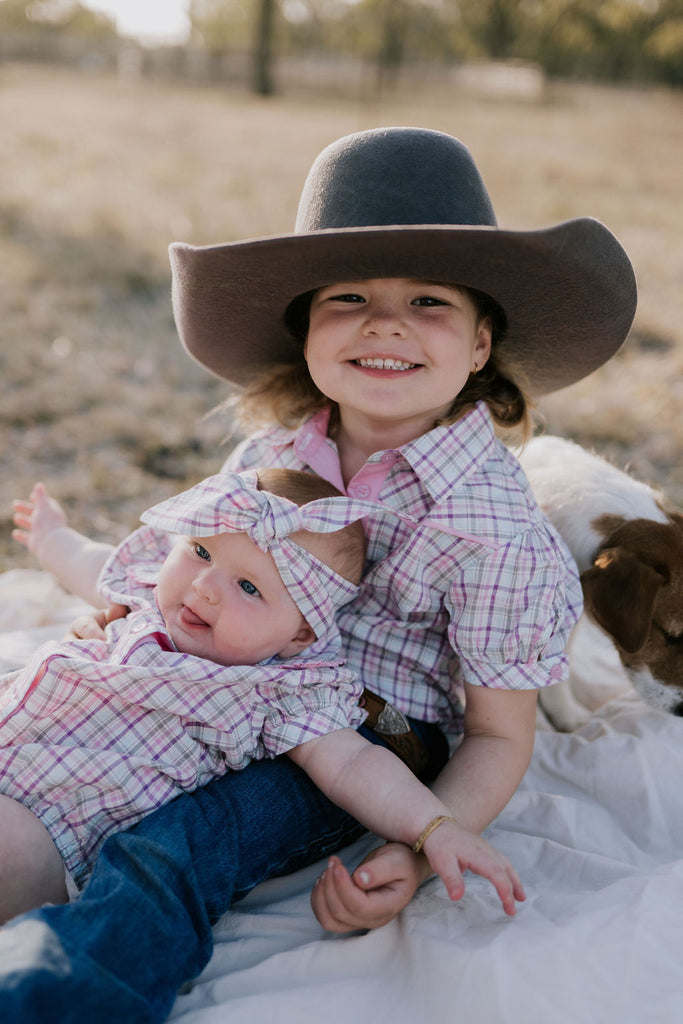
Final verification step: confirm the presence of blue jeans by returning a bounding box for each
[0,721,448,1023]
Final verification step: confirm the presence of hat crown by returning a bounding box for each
[295,127,498,233]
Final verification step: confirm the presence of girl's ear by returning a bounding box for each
[278,622,316,658]
[472,317,493,371]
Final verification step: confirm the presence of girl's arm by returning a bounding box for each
[431,683,537,831]
[288,704,527,917]
[310,683,537,930]
[12,483,114,609]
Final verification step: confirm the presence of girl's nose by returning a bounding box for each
[362,303,406,337]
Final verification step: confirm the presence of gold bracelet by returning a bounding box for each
[412,815,456,854]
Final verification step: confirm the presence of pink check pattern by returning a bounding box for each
[226,402,583,733]
[0,524,362,887]
[139,469,383,642]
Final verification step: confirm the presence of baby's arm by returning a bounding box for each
[12,483,114,608]
[288,723,524,916]
[310,684,537,930]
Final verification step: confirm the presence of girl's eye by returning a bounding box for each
[239,579,261,598]
[193,543,211,561]
[330,293,365,304]
[413,295,448,307]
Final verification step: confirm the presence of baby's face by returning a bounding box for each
[156,531,314,666]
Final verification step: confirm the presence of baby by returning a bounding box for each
[4,468,521,922]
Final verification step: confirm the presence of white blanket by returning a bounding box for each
[2,570,682,1024]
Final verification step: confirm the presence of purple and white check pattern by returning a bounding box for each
[140,470,383,641]
[0,523,363,887]
[226,402,583,733]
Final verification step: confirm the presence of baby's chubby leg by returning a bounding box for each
[0,794,68,924]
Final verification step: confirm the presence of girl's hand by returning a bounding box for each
[12,483,67,560]
[68,603,129,641]
[311,842,427,933]
[421,817,525,917]
[311,822,525,933]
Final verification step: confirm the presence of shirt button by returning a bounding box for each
[380,452,397,463]
[351,484,370,497]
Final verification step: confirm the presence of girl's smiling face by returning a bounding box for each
[156,531,314,667]
[305,278,492,443]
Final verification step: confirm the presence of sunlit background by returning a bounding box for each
[1,1,682,570]
[82,1,189,44]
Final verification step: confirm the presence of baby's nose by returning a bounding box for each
[192,569,221,603]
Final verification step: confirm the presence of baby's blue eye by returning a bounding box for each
[194,544,211,561]
[239,579,260,597]
[333,293,365,303]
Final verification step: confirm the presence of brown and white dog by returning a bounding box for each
[519,435,683,729]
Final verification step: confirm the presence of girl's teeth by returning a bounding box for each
[357,358,415,370]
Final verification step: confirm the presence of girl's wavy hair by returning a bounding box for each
[234,285,534,440]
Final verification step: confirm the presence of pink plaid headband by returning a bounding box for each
[141,471,381,640]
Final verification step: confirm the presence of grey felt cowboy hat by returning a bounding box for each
[169,126,637,395]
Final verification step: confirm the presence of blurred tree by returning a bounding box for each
[359,0,412,91]
[523,0,683,83]
[280,0,351,51]
[646,2,683,85]
[189,0,253,51]
[189,0,280,94]
[0,0,117,39]
[254,0,276,93]
[454,0,527,59]
[286,0,457,84]
[186,0,683,90]
[0,0,31,29]
[365,0,457,89]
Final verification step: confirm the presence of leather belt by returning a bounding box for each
[360,689,430,779]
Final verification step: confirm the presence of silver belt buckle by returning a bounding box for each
[376,702,411,736]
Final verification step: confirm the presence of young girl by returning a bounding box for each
[0,127,637,1022]
[6,467,515,922]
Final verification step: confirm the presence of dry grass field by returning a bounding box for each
[1,62,682,571]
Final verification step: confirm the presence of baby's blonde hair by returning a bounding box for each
[255,467,366,585]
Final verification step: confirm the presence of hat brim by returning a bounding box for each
[170,218,637,396]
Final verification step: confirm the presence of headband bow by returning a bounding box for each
[141,471,385,641]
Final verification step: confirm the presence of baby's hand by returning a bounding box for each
[67,604,129,641]
[12,483,68,560]
[421,817,525,917]
[312,843,426,933]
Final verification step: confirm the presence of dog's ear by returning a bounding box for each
[581,547,664,653]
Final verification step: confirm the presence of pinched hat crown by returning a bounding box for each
[295,128,497,232]
[170,126,637,395]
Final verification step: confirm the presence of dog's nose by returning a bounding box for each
[672,700,683,717]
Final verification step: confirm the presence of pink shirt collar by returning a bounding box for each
[291,404,497,504]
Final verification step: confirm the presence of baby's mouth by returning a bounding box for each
[354,357,418,371]
[179,605,209,629]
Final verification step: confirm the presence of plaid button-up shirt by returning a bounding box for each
[226,403,583,734]
[0,525,363,887]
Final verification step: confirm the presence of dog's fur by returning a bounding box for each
[519,436,683,729]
